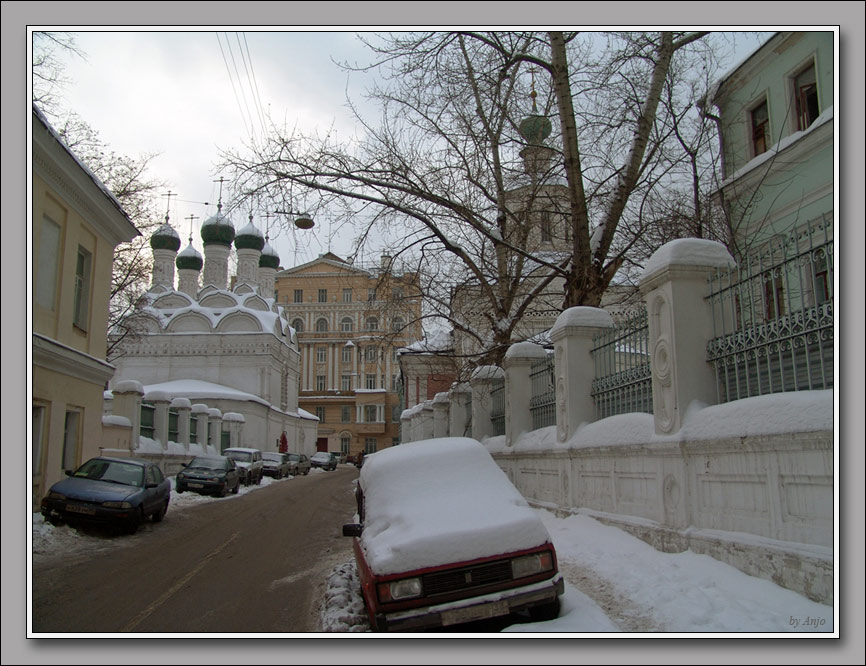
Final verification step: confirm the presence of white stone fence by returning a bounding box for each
[101,379,245,476]
[400,239,834,603]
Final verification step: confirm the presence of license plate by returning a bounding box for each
[441,600,509,626]
[189,483,204,488]
[66,503,96,516]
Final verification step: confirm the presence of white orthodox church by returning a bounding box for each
[107,205,318,458]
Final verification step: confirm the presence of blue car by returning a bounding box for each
[41,457,171,534]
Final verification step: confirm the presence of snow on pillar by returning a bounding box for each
[400,410,413,444]
[191,404,210,452]
[171,398,192,451]
[470,366,504,442]
[208,408,224,453]
[550,307,614,443]
[503,342,548,446]
[223,412,245,448]
[448,382,472,439]
[639,239,735,435]
[432,392,450,438]
[146,390,172,451]
[111,380,144,453]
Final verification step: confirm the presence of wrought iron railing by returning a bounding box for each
[530,353,556,429]
[490,379,505,436]
[590,309,653,419]
[706,214,834,403]
[140,403,155,439]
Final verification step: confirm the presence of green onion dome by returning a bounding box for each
[235,220,265,251]
[259,242,280,269]
[518,114,552,146]
[150,222,181,251]
[175,242,203,271]
[200,210,235,246]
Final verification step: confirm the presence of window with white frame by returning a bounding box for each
[315,406,326,422]
[72,246,92,331]
[36,216,61,311]
[341,317,353,332]
[62,409,81,471]
[341,374,353,392]
[341,405,352,423]
[315,318,328,333]
[365,373,377,390]
[365,437,378,454]
[342,346,353,364]
[793,62,819,131]
[292,318,304,332]
[367,288,376,302]
[340,436,351,454]
[293,289,303,303]
[391,316,404,332]
[366,316,379,331]
[751,99,770,156]
[316,346,327,364]
[342,288,353,303]
[363,405,378,422]
[318,288,328,303]
[365,346,379,363]
[316,375,326,391]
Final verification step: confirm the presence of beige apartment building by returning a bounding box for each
[275,253,422,458]
[31,104,140,509]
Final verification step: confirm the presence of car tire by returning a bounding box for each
[125,508,143,535]
[176,485,184,494]
[217,483,228,498]
[527,599,560,623]
[231,479,239,494]
[255,473,262,485]
[152,501,168,523]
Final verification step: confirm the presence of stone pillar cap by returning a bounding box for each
[191,403,210,414]
[504,341,548,361]
[223,412,245,422]
[640,238,735,288]
[144,390,172,403]
[170,397,192,409]
[113,379,144,394]
[470,365,505,381]
[551,307,613,340]
[207,407,223,418]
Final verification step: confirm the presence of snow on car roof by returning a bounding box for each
[358,437,552,576]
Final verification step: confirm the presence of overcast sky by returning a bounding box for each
[39,29,775,270]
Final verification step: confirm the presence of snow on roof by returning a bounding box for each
[140,379,272,408]
[358,437,552,575]
[641,239,735,283]
[401,328,453,354]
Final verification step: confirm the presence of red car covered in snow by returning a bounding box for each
[342,437,563,631]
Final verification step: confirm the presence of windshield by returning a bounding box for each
[187,457,227,471]
[312,453,329,460]
[73,459,144,487]
[288,454,299,461]
[226,451,251,462]
[263,453,282,462]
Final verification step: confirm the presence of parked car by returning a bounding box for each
[311,451,337,471]
[262,452,291,479]
[342,438,563,631]
[224,447,264,485]
[288,453,311,476]
[41,457,171,534]
[330,452,342,467]
[176,455,240,497]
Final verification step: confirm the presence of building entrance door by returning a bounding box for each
[316,437,328,452]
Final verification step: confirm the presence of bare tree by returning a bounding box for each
[222,31,722,366]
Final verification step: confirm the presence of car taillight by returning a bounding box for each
[377,577,423,602]
[511,551,554,579]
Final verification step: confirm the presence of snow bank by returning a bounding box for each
[358,438,552,575]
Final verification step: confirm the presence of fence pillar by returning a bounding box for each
[419,400,435,440]
[111,380,144,453]
[172,398,192,451]
[223,412,245,448]
[550,308,614,443]
[146,390,172,451]
[470,366,504,441]
[503,342,548,446]
[432,392,450,438]
[448,382,472,439]
[639,239,735,435]
[191,403,210,451]
[208,408,223,453]
[400,411,413,443]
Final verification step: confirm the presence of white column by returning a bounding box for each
[639,239,735,435]
[172,398,192,451]
[146,390,172,451]
[503,342,548,446]
[111,380,144,453]
[432,392,450,438]
[192,403,210,452]
[550,307,614,443]
[448,382,472,439]
[470,366,504,441]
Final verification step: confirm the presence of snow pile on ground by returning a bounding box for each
[320,508,833,634]
[359,438,551,575]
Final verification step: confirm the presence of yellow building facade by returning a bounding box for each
[275,253,422,458]
[31,105,139,509]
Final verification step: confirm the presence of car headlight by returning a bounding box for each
[511,551,554,579]
[47,491,67,501]
[102,501,133,509]
[377,577,423,602]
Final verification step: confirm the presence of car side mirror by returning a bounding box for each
[342,523,362,538]
[65,470,74,476]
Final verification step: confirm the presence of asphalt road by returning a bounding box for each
[31,466,359,634]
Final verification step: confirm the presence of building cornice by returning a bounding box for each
[33,333,116,385]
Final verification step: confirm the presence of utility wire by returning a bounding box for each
[238,32,269,138]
